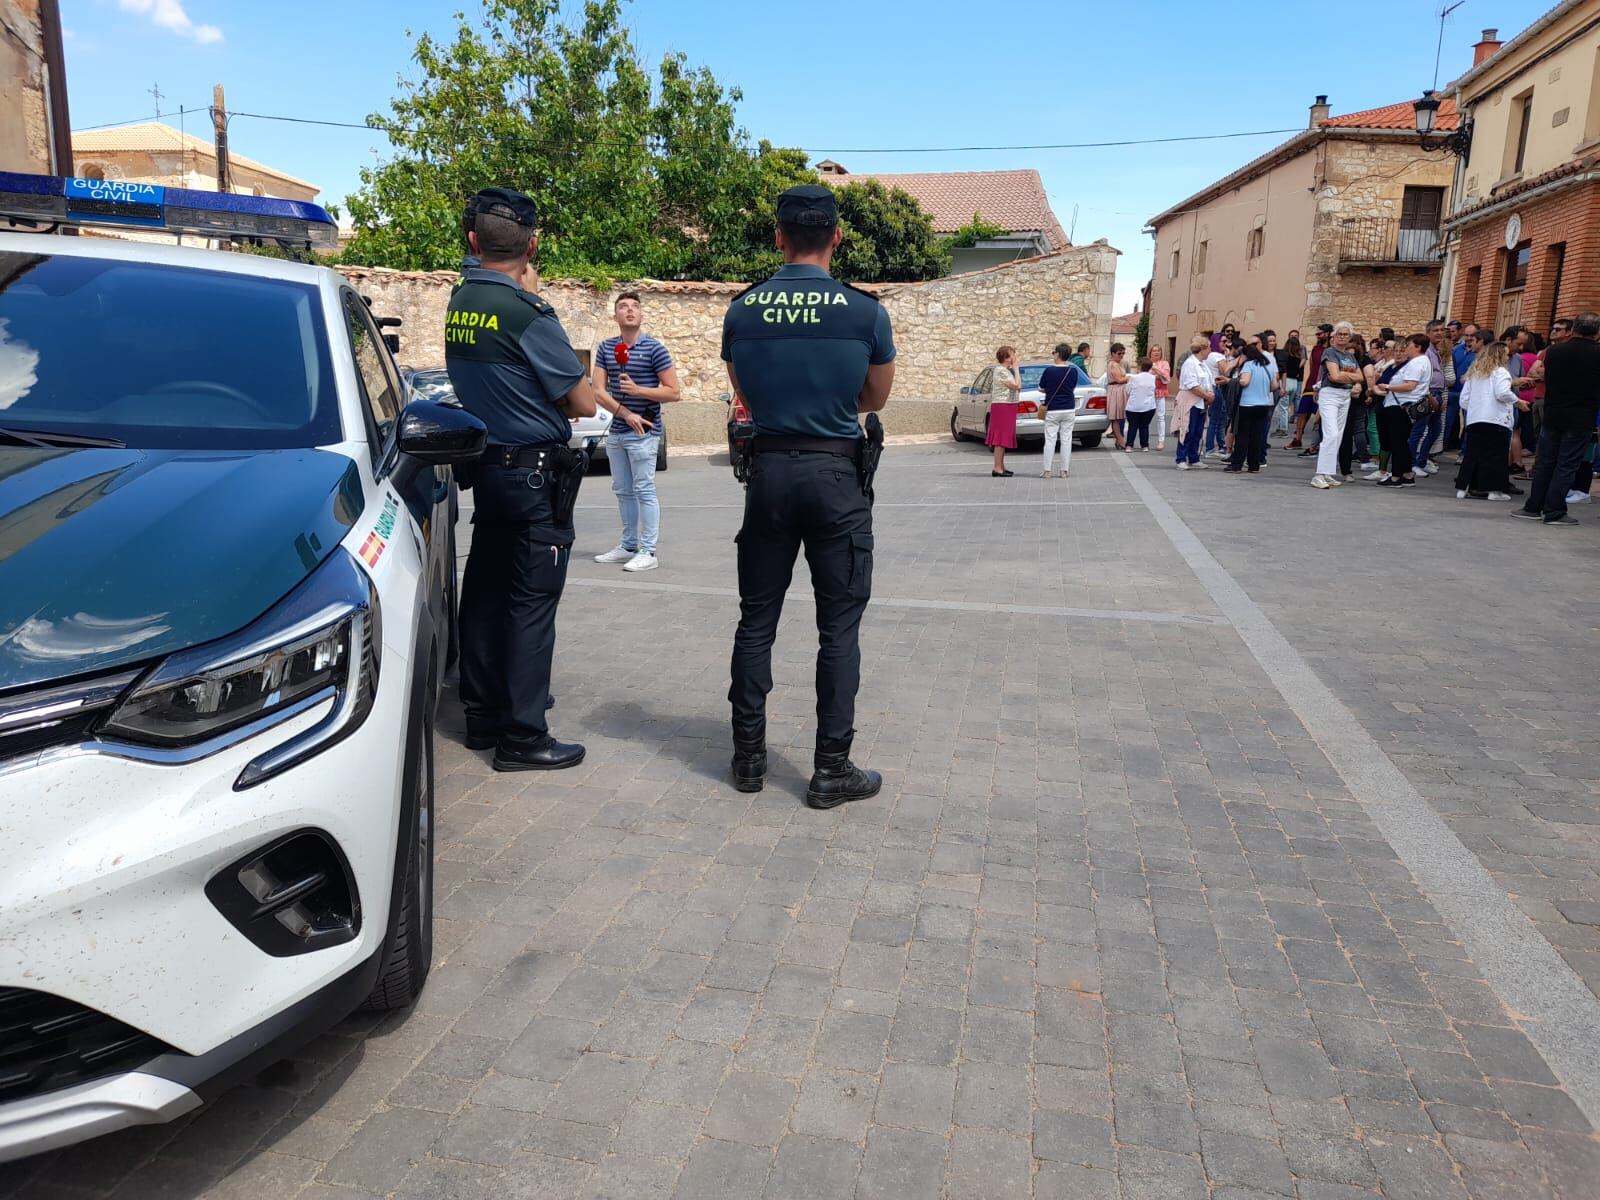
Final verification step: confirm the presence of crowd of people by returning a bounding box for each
[1163,313,1600,523]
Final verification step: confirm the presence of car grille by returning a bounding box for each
[0,670,139,765]
[0,987,174,1103]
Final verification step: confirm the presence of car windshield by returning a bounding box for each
[0,251,339,449]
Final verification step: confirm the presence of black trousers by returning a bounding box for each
[730,450,873,755]
[1228,406,1270,470]
[1522,427,1593,521]
[1377,406,1414,477]
[1454,423,1511,495]
[1125,409,1155,448]
[459,463,572,748]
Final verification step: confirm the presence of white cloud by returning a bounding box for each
[116,0,222,44]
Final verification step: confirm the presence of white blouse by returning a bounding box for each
[1125,372,1158,412]
[1462,366,1518,430]
[989,365,1017,404]
[1178,356,1210,405]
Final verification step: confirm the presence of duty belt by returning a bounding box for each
[484,442,569,469]
[751,435,860,457]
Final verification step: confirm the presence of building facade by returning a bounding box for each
[1,0,70,174]
[1442,2,1600,335]
[1145,96,1458,365]
[71,122,320,202]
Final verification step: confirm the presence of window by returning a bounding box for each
[1246,227,1265,260]
[1504,241,1531,290]
[343,292,401,455]
[1463,265,1483,321]
[1546,242,1567,324]
[1169,247,1180,279]
[1194,240,1209,275]
[1398,186,1445,260]
[81,163,105,181]
[1505,89,1534,177]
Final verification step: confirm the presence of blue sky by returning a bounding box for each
[61,0,1553,311]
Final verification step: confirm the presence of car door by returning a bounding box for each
[961,367,992,434]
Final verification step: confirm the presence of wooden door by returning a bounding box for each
[1497,289,1523,334]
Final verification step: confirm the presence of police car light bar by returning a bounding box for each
[0,171,339,248]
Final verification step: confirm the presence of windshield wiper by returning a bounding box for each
[0,424,126,449]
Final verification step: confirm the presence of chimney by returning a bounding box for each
[1309,95,1330,128]
[1472,28,1501,66]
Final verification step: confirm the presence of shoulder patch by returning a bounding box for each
[512,290,557,318]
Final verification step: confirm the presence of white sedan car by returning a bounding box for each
[951,362,1109,448]
[0,172,484,1160]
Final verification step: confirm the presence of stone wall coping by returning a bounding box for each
[335,236,1121,297]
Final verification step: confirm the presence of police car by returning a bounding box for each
[0,173,485,1161]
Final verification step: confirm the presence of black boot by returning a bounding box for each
[806,749,881,810]
[732,738,767,793]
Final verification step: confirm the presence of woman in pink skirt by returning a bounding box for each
[987,345,1021,476]
[1104,342,1130,449]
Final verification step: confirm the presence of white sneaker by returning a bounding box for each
[1456,489,1468,499]
[1486,492,1512,501]
[1415,464,1433,477]
[1041,470,1053,479]
[1326,475,1344,487]
[1176,462,1190,471]
[594,545,635,564]
[1566,490,1592,505]
[1192,460,1210,470]
[1311,475,1331,489]
[1364,469,1386,480]
[623,552,658,572]
[1156,441,1166,451]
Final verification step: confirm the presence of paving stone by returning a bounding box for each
[856,1127,946,1200]
[873,1061,956,1133]
[761,1133,859,1198]
[671,1138,771,1200]
[702,1072,796,1147]
[319,1108,445,1192]
[790,1067,876,1141]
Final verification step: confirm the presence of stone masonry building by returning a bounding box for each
[1145,93,1460,361]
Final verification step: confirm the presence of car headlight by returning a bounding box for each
[100,549,380,788]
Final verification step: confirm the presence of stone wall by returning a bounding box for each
[340,241,1118,444]
[0,0,51,173]
[1302,138,1454,335]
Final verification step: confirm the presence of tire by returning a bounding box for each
[950,407,967,443]
[443,533,460,671]
[363,662,435,1011]
[656,428,668,472]
[1077,433,1103,449]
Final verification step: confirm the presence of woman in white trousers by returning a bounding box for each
[1312,322,1362,489]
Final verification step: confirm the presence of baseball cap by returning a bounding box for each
[466,187,538,229]
[776,184,838,228]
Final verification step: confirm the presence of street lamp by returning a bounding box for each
[1414,89,1472,156]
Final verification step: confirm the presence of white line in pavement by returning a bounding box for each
[1112,453,1600,1127]
[566,575,1227,626]
[571,500,1147,511]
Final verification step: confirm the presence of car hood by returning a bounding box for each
[0,447,365,692]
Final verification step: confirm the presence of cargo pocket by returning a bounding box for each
[847,532,874,600]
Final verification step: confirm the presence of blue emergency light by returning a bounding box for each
[0,171,338,248]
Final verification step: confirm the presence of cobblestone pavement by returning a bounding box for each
[5,440,1599,1199]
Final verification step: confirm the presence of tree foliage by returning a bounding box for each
[341,0,949,285]
[940,212,1009,251]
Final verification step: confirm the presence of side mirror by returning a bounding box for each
[396,398,487,465]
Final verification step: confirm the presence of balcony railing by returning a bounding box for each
[1337,217,1441,266]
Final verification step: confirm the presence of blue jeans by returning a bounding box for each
[1205,385,1233,453]
[1408,400,1442,468]
[1176,406,1206,464]
[1444,392,1463,450]
[606,431,661,554]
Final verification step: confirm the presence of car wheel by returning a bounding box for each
[363,661,435,1010]
[1077,433,1103,449]
[444,555,460,671]
[950,407,966,442]
[656,428,668,472]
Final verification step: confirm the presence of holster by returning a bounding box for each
[550,446,586,527]
[731,424,754,484]
[858,413,885,502]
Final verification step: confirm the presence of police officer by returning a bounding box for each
[722,184,896,809]
[445,188,601,771]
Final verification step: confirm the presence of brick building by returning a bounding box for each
[1144,94,1458,364]
[1442,2,1600,334]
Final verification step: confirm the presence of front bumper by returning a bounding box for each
[0,634,413,1157]
[0,950,379,1163]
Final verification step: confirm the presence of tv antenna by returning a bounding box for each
[148,83,164,119]
[1433,1,1467,90]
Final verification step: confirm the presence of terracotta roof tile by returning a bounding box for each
[822,168,1069,250]
[1321,96,1459,130]
[1110,310,1141,335]
[71,122,320,191]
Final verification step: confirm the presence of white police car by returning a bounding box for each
[0,173,485,1160]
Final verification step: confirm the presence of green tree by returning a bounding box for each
[940,212,1008,252]
[341,0,952,284]
[831,180,951,283]
[1134,309,1150,358]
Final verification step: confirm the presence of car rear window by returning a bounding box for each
[0,251,340,449]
